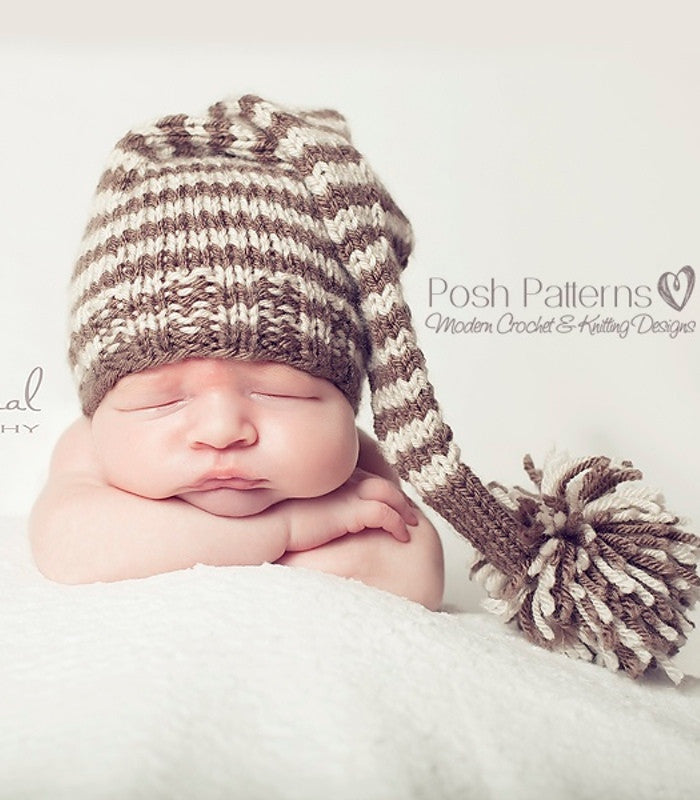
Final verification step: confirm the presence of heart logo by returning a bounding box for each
[657,266,695,311]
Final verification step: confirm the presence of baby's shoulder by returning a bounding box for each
[356,428,400,485]
[48,417,103,485]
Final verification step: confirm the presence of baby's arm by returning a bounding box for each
[278,430,445,610]
[29,419,291,584]
[283,469,415,552]
[30,420,414,585]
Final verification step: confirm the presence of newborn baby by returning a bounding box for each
[30,357,444,609]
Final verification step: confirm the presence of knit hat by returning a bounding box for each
[69,101,372,415]
[69,94,699,680]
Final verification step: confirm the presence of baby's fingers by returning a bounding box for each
[355,476,419,527]
[354,500,411,543]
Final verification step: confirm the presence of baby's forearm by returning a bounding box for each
[278,510,445,610]
[29,482,289,584]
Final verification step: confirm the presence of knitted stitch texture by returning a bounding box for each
[70,103,371,413]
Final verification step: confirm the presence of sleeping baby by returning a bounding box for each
[29,94,445,609]
[30,357,444,609]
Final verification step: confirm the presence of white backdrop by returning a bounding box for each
[1,12,699,648]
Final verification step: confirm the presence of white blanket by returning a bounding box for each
[1,516,699,800]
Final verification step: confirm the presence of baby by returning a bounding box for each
[29,94,445,609]
[30,357,444,609]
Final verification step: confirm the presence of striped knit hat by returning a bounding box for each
[69,92,524,572]
[69,94,699,680]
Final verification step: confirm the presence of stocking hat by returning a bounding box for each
[69,94,699,680]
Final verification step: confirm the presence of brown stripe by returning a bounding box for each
[615,644,645,678]
[375,420,453,475]
[77,328,364,418]
[95,156,295,195]
[298,106,347,126]
[289,142,362,172]
[371,387,441,443]
[156,113,199,159]
[516,594,556,650]
[203,101,237,156]
[421,462,532,577]
[368,344,426,395]
[115,132,159,160]
[552,456,608,499]
[579,462,644,504]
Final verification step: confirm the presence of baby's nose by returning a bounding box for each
[189,394,258,449]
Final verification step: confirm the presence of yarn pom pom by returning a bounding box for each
[472,452,700,682]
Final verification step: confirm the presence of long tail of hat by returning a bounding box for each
[234,94,531,581]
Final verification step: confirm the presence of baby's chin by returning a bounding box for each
[177,488,283,518]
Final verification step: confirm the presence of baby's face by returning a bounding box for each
[90,358,359,517]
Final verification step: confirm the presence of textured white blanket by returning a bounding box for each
[1,516,699,800]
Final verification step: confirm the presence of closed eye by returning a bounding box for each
[250,392,317,401]
[117,398,187,412]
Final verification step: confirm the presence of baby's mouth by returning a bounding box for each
[192,475,267,491]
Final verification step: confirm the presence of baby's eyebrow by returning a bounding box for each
[114,372,181,395]
[253,363,320,388]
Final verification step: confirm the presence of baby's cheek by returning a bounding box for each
[306,435,357,494]
[93,424,164,495]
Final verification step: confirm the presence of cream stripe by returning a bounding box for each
[405,442,462,494]
[326,207,410,253]
[300,111,348,136]
[380,408,444,462]
[531,562,557,640]
[360,282,403,320]
[347,235,390,273]
[306,159,376,197]
[326,203,384,244]
[370,367,429,413]
[592,555,644,596]
[624,562,669,600]
[612,621,652,666]
[245,97,274,129]
[369,328,417,369]
[275,124,348,161]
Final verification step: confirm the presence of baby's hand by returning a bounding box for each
[283,469,418,553]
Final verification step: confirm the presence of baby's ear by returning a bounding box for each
[356,429,401,485]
